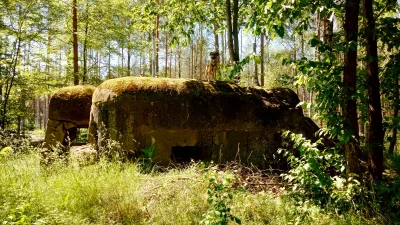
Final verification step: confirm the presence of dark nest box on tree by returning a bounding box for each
[88,77,319,169]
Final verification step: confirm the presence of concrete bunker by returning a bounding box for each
[89,77,319,169]
[42,85,95,155]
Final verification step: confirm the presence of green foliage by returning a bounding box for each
[0,130,34,155]
[229,53,261,80]
[140,139,156,173]
[0,151,381,224]
[200,168,241,225]
[75,129,89,144]
[2,203,37,225]
[279,131,363,211]
[381,53,400,134]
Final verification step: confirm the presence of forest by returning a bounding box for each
[1,0,400,224]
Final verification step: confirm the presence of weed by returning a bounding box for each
[139,138,156,173]
[201,167,241,225]
[278,131,362,211]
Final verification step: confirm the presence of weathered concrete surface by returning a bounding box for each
[89,77,319,168]
[48,85,96,127]
[43,85,95,154]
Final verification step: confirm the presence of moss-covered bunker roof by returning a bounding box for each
[94,77,299,106]
[52,85,96,100]
[49,85,96,126]
[91,77,302,131]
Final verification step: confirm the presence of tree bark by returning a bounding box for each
[260,33,265,87]
[165,31,168,77]
[364,0,384,181]
[232,0,239,61]
[225,0,235,63]
[389,74,399,155]
[72,0,79,85]
[253,39,259,86]
[83,22,88,84]
[200,25,203,80]
[343,0,364,179]
[155,4,159,76]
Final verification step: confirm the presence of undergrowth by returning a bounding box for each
[279,131,400,224]
[0,146,379,225]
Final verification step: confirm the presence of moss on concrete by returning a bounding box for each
[49,85,96,126]
[91,77,301,131]
[89,77,318,168]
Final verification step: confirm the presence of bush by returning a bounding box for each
[278,131,363,211]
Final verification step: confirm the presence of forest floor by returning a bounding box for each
[0,147,383,225]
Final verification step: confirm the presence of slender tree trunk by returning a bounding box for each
[389,75,399,154]
[165,31,168,77]
[121,45,124,74]
[190,41,194,79]
[316,13,320,61]
[226,0,235,63]
[364,0,384,181]
[169,48,172,78]
[174,50,177,78]
[343,0,364,179]
[108,42,111,79]
[155,5,159,76]
[260,33,265,86]
[72,0,79,85]
[97,51,100,78]
[149,33,153,76]
[178,44,181,78]
[83,25,88,84]
[82,1,89,84]
[127,48,131,76]
[2,37,21,129]
[232,0,239,61]
[222,29,226,66]
[200,25,203,80]
[253,38,259,86]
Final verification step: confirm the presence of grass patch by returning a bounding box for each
[0,151,381,225]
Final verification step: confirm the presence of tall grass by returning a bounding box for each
[0,151,378,225]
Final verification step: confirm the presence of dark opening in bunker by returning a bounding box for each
[171,146,202,163]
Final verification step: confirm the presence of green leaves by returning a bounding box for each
[273,24,285,38]
[279,131,363,210]
[201,169,241,225]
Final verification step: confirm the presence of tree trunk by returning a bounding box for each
[82,1,89,84]
[83,25,88,84]
[178,44,181,78]
[108,42,111,79]
[343,0,364,179]
[149,33,153,76]
[72,0,79,85]
[253,39,259,86]
[232,0,239,61]
[155,6,159,76]
[165,31,168,77]
[260,33,265,86]
[364,0,384,181]
[225,0,235,63]
[222,29,226,66]
[169,48,172,78]
[389,75,399,155]
[127,48,131,76]
[316,13,320,61]
[200,25,203,80]
[1,37,21,129]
